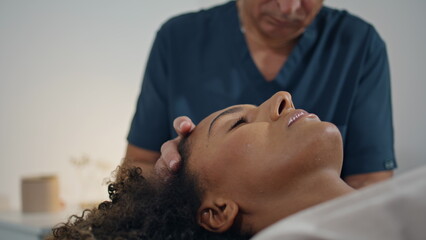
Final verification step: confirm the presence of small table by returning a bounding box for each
[0,208,81,240]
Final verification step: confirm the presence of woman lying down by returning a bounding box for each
[48,92,426,240]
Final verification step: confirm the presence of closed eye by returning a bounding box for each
[229,117,247,131]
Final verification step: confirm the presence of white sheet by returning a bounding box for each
[252,165,426,240]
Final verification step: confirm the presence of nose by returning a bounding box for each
[257,91,295,122]
[275,0,301,15]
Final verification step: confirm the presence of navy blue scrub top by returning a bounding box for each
[128,1,396,177]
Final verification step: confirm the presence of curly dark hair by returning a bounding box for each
[47,137,251,240]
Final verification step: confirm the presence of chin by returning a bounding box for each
[296,121,343,171]
[312,121,342,147]
[260,22,304,38]
[315,122,344,170]
[322,122,342,137]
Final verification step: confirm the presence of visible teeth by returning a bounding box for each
[289,112,305,125]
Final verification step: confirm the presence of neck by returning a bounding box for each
[245,169,355,234]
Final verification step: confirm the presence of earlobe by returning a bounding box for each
[197,198,239,233]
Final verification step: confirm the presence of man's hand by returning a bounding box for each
[154,116,195,181]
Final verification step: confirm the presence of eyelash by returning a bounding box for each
[229,117,247,131]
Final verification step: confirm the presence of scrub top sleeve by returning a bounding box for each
[342,26,396,177]
[127,28,171,152]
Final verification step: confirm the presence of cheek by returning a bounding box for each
[223,125,270,162]
[217,126,297,198]
[256,0,280,18]
[199,126,268,183]
[303,0,323,17]
[218,126,276,184]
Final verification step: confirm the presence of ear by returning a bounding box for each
[197,198,239,233]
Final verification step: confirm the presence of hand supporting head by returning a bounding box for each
[154,116,196,181]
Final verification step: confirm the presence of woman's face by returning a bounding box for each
[186,91,343,204]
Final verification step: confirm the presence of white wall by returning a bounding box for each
[1,0,425,211]
[0,0,201,211]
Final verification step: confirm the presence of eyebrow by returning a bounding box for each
[208,106,244,136]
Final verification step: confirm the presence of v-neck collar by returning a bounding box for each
[229,1,320,87]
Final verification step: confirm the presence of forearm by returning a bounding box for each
[344,170,394,189]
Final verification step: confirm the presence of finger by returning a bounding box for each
[159,139,182,172]
[173,116,196,137]
[154,155,169,179]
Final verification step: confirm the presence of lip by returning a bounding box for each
[267,16,302,27]
[287,109,316,127]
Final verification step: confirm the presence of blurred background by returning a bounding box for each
[1,0,425,211]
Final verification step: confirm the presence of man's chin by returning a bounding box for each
[260,24,305,40]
